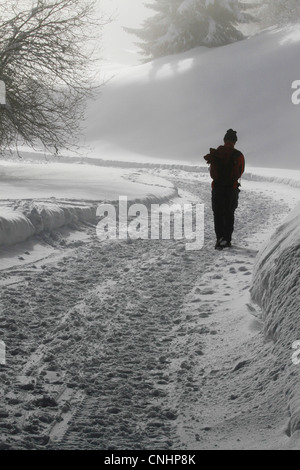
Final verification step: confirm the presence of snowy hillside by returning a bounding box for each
[84,25,300,169]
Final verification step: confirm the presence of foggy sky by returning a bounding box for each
[98,0,151,65]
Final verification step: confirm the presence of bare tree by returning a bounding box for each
[0,0,107,156]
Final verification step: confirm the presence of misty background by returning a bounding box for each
[82,1,300,169]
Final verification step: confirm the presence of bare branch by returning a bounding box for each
[0,0,109,154]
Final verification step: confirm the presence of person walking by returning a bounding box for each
[204,129,245,250]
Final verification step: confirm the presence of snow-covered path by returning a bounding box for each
[1,170,297,450]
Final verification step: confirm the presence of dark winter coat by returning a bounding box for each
[204,141,245,189]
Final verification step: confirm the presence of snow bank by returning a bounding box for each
[243,167,300,189]
[0,187,181,247]
[0,208,35,246]
[251,203,300,436]
[0,202,98,246]
[0,158,179,247]
[0,165,178,246]
[20,201,97,234]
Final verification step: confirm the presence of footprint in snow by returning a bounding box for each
[198,288,216,295]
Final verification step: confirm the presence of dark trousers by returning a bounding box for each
[212,187,239,242]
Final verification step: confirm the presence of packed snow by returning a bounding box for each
[0,25,300,450]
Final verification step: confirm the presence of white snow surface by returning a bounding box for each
[0,160,175,202]
[1,162,299,449]
[83,25,300,169]
[0,160,176,246]
[0,24,300,449]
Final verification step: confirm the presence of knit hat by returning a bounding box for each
[224,129,238,143]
